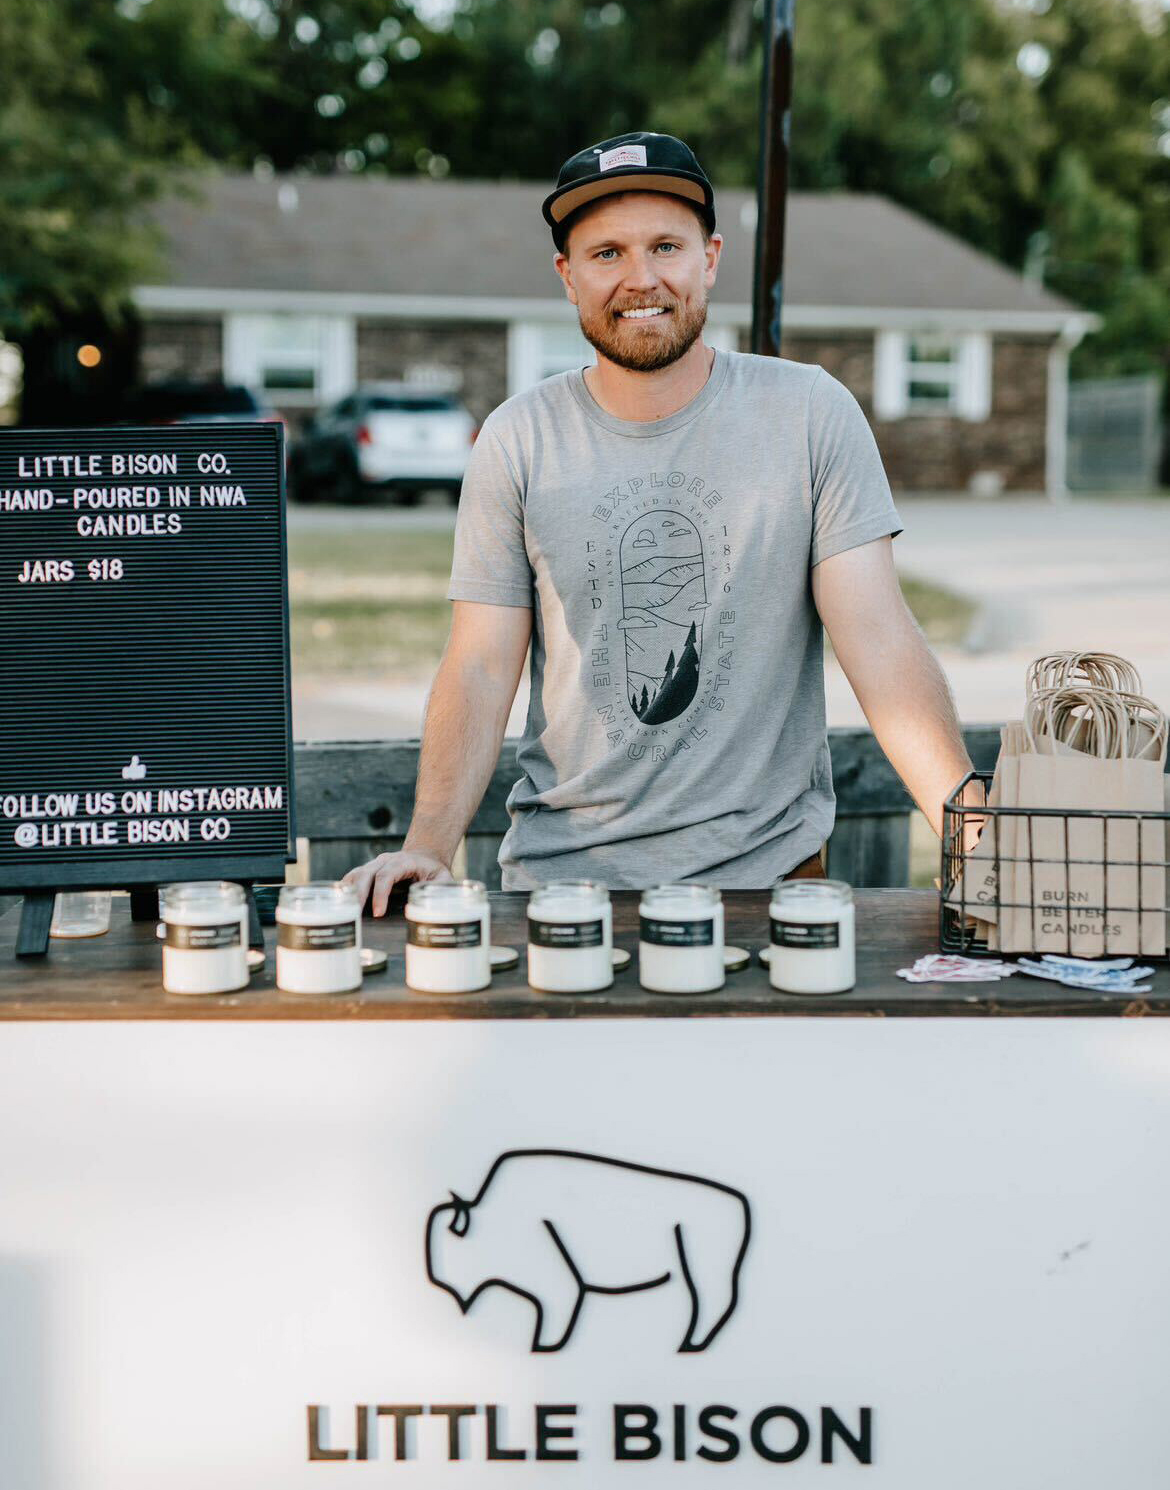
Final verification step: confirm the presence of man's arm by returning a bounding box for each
[343,600,531,914]
[811,536,985,838]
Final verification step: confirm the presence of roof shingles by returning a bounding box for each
[145,172,1080,317]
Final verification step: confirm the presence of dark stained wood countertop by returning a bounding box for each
[0,890,1167,1020]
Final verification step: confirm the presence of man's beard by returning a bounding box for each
[578,294,709,373]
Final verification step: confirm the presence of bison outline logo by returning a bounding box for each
[425,1148,751,1353]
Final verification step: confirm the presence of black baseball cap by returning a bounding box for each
[542,131,716,250]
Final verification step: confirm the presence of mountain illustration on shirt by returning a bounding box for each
[616,511,709,725]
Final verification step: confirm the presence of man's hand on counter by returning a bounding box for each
[342,851,454,918]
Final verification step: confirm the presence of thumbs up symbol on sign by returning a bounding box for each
[121,755,147,781]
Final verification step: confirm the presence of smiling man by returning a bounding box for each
[347,131,980,912]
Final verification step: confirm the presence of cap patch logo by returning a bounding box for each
[599,144,647,172]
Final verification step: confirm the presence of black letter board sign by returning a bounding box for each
[0,423,294,898]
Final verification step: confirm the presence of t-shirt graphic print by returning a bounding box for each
[620,511,705,724]
[448,348,903,890]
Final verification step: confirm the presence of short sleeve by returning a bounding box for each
[446,425,534,607]
[807,369,903,567]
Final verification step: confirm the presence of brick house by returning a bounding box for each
[135,173,1096,493]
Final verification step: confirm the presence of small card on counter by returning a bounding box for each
[897,954,1017,984]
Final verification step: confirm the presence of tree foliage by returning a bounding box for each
[3,0,1168,378]
[0,0,252,332]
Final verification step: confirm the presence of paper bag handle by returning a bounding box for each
[1026,652,1143,698]
[1024,686,1168,763]
[1024,687,1127,758]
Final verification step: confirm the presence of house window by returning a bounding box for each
[874,330,991,422]
[508,322,595,393]
[223,313,354,406]
[255,317,319,393]
[906,335,961,411]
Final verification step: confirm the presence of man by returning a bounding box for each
[347,131,979,916]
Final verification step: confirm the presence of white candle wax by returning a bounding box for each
[405,880,491,993]
[638,885,725,994]
[527,882,613,993]
[162,882,249,995]
[768,879,855,994]
[276,882,362,995]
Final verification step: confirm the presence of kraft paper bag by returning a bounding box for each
[1165,771,1170,947]
[1166,772,1170,947]
[1000,691,1167,956]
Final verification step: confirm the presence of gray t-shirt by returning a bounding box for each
[447,347,902,889]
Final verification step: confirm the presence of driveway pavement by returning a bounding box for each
[290,496,1170,739]
[841,495,1170,728]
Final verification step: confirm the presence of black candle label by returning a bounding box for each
[640,916,715,947]
[408,920,482,949]
[165,921,242,950]
[771,917,840,950]
[528,917,605,949]
[278,922,356,951]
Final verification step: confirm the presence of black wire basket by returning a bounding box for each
[940,769,1170,960]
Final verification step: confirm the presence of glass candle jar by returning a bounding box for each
[162,881,249,995]
[405,880,491,993]
[638,884,724,994]
[276,882,362,995]
[768,879,855,994]
[50,891,112,938]
[527,881,613,993]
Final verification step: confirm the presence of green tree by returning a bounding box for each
[7,0,1167,390]
[0,0,254,334]
[646,0,1170,379]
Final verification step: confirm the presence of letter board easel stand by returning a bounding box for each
[0,422,295,959]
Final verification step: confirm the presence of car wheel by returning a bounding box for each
[330,458,362,504]
[287,456,311,502]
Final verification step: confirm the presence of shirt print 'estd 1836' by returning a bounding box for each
[447,348,903,890]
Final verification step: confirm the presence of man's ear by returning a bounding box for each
[703,232,724,290]
[553,250,579,306]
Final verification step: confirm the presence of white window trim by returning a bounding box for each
[507,320,595,396]
[223,312,354,407]
[873,329,991,422]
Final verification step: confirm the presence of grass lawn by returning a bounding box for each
[288,527,455,677]
[288,522,979,675]
[288,527,455,578]
[898,576,978,646]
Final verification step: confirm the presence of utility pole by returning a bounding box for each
[751,0,795,357]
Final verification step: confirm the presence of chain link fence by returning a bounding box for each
[1067,374,1164,492]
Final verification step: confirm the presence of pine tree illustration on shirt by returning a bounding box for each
[616,512,709,725]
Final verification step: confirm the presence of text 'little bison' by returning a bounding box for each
[425,1149,751,1353]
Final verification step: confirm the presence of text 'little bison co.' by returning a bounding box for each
[1,447,248,542]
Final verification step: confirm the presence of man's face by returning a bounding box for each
[554,193,723,373]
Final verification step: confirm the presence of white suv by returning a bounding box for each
[292,384,477,503]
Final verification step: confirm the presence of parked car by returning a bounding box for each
[291,385,477,504]
[119,381,284,428]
